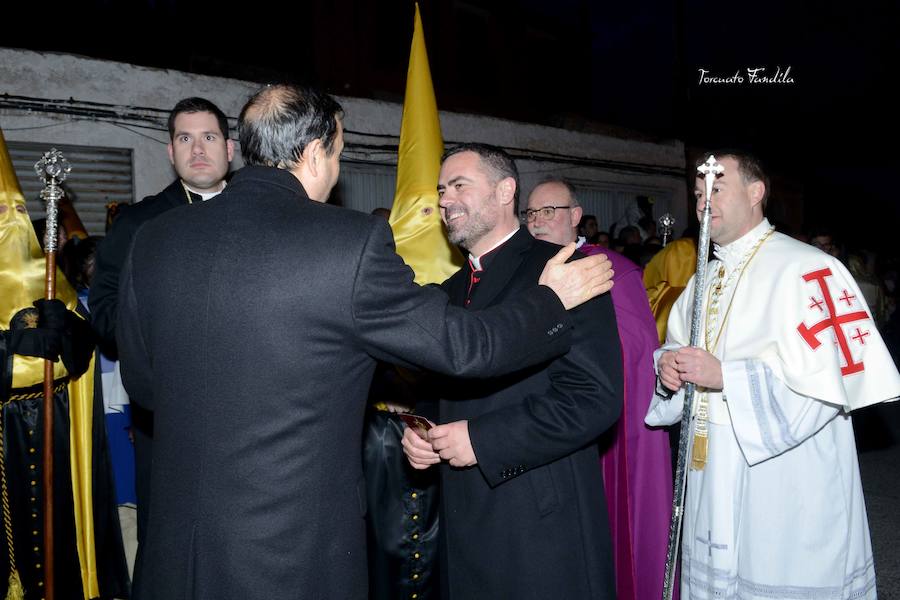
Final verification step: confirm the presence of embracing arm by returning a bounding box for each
[466,294,623,487]
[352,219,577,378]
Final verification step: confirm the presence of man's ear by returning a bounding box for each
[226,139,235,162]
[303,138,323,178]
[570,205,583,228]
[748,181,765,208]
[496,177,516,206]
[167,143,175,166]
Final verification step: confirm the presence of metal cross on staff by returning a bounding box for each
[34,148,71,600]
[658,213,675,247]
[661,154,723,600]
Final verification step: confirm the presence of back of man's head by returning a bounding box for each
[239,84,344,170]
[442,142,520,209]
[167,97,229,141]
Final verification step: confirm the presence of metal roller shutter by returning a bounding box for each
[332,160,398,214]
[6,140,134,236]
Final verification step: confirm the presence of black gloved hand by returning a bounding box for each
[61,312,95,378]
[34,299,68,331]
[7,327,62,361]
[7,300,95,376]
[41,299,96,378]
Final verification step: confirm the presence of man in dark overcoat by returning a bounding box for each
[404,143,623,599]
[116,85,614,600]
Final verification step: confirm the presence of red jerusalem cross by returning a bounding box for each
[797,268,869,376]
[838,290,856,307]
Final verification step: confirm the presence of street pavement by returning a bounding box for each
[857,401,900,599]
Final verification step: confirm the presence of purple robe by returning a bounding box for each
[582,244,672,600]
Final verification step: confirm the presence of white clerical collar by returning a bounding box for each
[714,218,773,267]
[468,226,520,271]
[183,180,227,202]
[575,236,586,249]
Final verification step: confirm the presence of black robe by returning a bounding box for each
[1,305,129,600]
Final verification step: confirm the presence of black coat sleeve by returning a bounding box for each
[467,292,624,487]
[351,219,574,379]
[89,208,142,353]
[115,242,155,410]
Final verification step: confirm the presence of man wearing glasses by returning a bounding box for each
[525,177,672,600]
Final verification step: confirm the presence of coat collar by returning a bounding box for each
[228,165,312,201]
[463,227,535,310]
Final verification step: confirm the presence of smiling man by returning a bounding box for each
[89,96,233,587]
[404,144,623,599]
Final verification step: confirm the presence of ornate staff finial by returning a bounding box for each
[696,155,724,211]
[34,149,71,253]
[659,213,675,247]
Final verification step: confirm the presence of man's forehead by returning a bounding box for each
[173,111,224,134]
[440,151,483,179]
[528,181,571,207]
[696,156,738,180]
[695,172,734,190]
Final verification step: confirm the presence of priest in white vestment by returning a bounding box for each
[647,151,900,600]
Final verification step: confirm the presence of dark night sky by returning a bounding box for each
[4,0,898,253]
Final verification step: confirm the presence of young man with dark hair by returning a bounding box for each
[165,97,230,145]
[92,96,234,346]
[89,96,234,585]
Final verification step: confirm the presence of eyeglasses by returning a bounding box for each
[520,206,571,222]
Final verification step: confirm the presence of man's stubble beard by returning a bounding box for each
[446,193,497,251]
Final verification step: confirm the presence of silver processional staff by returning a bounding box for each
[661,155,723,600]
[34,148,72,600]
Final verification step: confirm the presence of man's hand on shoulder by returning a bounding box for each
[428,420,477,468]
[538,243,614,310]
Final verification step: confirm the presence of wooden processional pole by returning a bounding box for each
[35,149,72,600]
